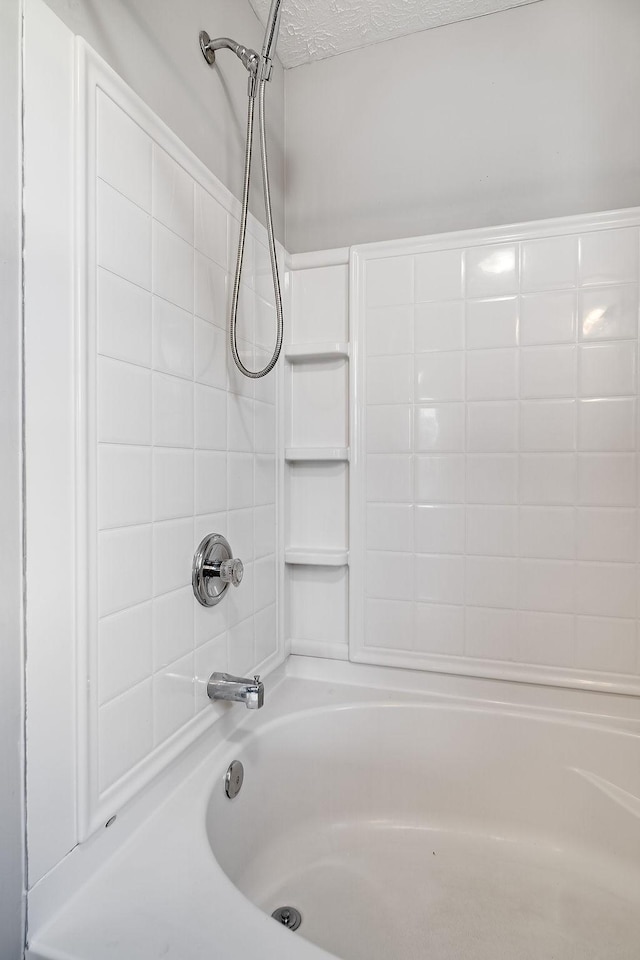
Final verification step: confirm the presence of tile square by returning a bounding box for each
[367,405,412,453]
[467,402,518,452]
[520,400,575,452]
[579,228,639,286]
[577,454,636,506]
[98,603,152,705]
[466,506,517,556]
[577,398,635,452]
[519,454,576,505]
[415,404,464,453]
[415,505,465,555]
[520,291,577,346]
[98,680,153,790]
[519,507,575,560]
[415,352,464,402]
[98,525,152,617]
[98,445,151,529]
[578,342,637,398]
[415,456,465,504]
[152,372,194,448]
[521,236,578,292]
[366,257,413,307]
[98,180,151,290]
[465,557,517,609]
[466,349,517,401]
[194,184,228,268]
[367,355,413,404]
[97,92,151,210]
[520,346,576,399]
[466,243,518,298]
[416,555,464,605]
[152,296,193,380]
[152,220,194,312]
[465,297,518,349]
[414,249,463,302]
[98,357,151,445]
[366,305,413,356]
[467,454,518,503]
[414,301,464,353]
[153,448,193,521]
[579,284,639,341]
[97,268,152,367]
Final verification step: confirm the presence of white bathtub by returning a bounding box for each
[28,658,640,960]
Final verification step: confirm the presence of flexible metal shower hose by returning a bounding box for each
[229,78,283,379]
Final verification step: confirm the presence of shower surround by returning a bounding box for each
[351,215,640,689]
[284,212,640,698]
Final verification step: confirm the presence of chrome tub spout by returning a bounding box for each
[207,672,264,710]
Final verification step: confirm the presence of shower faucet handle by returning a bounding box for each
[192,534,243,606]
[218,558,244,587]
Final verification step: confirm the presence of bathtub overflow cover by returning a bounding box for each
[224,760,244,799]
[272,906,302,931]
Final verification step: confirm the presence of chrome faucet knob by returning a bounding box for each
[193,534,244,606]
[219,558,243,587]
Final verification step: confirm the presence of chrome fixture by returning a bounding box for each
[272,906,302,931]
[199,0,285,379]
[192,533,243,607]
[207,672,264,710]
[224,759,245,799]
[199,33,260,80]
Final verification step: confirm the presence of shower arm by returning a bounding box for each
[199,33,279,97]
[199,0,283,86]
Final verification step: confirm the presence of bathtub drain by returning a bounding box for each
[271,906,302,931]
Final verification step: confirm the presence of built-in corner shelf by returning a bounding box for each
[285,548,349,567]
[285,447,349,462]
[284,342,350,362]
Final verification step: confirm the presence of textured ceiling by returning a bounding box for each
[249,0,542,68]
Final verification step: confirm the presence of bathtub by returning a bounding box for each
[28,657,640,960]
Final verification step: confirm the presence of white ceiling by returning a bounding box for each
[249,0,542,68]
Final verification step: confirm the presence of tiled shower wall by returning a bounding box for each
[354,218,640,686]
[93,85,278,809]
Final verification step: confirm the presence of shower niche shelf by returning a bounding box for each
[284,260,351,660]
[285,342,349,362]
[285,549,349,567]
[285,447,349,462]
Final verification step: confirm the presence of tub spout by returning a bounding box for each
[207,672,264,709]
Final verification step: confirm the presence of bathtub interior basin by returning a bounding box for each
[206,695,640,960]
[25,660,640,960]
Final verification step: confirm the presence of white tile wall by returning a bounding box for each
[94,90,279,800]
[359,221,640,682]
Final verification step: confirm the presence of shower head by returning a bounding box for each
[261,0,284,64]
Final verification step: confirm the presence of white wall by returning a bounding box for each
[285,0,640,253]
[43,0,285,238]
[0,0,25,955]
